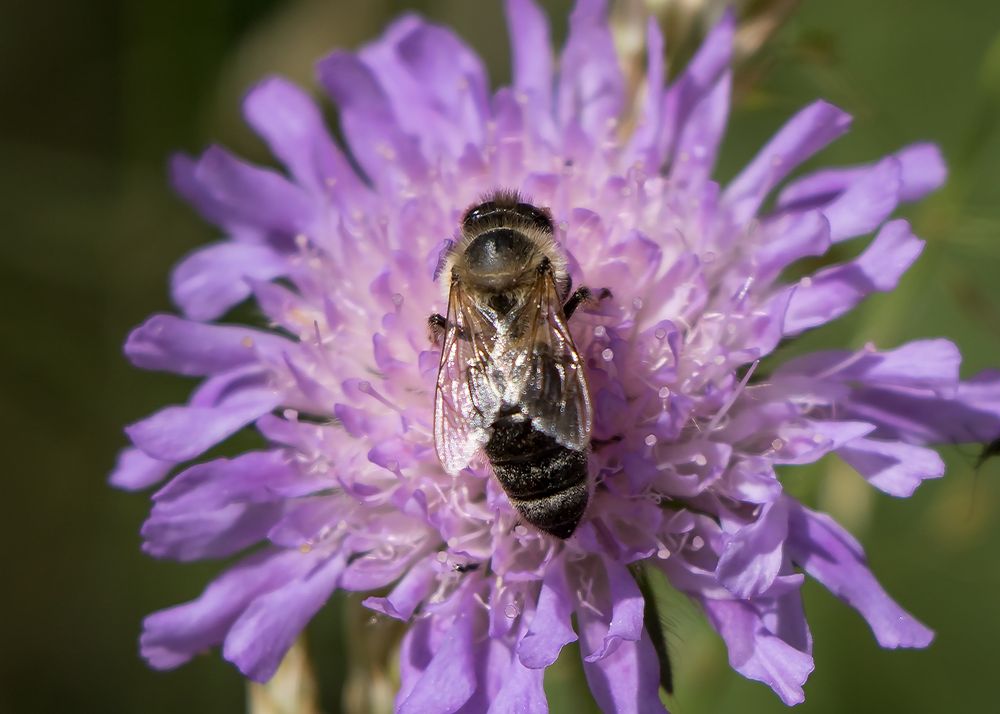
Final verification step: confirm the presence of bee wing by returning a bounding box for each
[434,282,502,474]
[512,271,593,450]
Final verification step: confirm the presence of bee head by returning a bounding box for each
[438,191,567,299]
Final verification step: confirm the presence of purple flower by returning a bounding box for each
[116,0,1000,710]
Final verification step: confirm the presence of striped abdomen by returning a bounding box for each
[484,410,589,539]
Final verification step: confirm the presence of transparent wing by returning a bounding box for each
[433,282,502,474]
[511,271,593,450]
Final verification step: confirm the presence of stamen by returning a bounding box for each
[357,380,404,413]
[815,342,876,381]
[706,360,759,432]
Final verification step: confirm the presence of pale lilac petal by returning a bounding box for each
[170,153,236,233]
[109,447,174,491]
[669,70,731,185]
[580,628,668,714]
[141,547,319,669]
[389,20,490,148]
[363,556,437,620]
[844,369,1000,444]
[504,0,553,114]
[557,0,624,140]
[781,220,924,335]
[838,438,945,497]
[700,596,814,705]
[191,146,315,235]
[786,500,934,648]
[821,156,902,241]
[397,617,433,707]
[755,211,832,280]
[771,420,875,465]
[242,76,367,200]
[152,451,298,510]
[142,502,282,561]
[621,19,665,168]
[340,546,422,591]
[487,650,547,714]
[777,142,947,210]
[716,498,789,599]
[223,553,346,681]
[777,339,961,391]
[517,556,577,668]
[659,10,734,170]
[398,606,478,714]
[170,241,287,322]
[318,51,426,184]
[142,452,299,560]
[126,373,281,462]
[126,314,288,376]
[583,557,644,662]
[724,101,852,224]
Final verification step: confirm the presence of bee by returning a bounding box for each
[429,190,605,539]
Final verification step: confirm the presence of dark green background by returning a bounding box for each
[3,1,999,712]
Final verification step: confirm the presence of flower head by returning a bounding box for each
[116,0,1000,710]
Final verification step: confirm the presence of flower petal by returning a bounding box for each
[786,500,934,648]
[838,438,945,497]
[142,502,282,561]
[777,142,947,210]
[658,9,734,171]
[152,451,297,510]
[724,101,852,224]
[580,628,668,714]
[385,19,490,151]
[363,556,438,621]
[843,369,1000,444]
[126,372,281,462]
[583,557,645,662]
[318,51,426,185]
[505,0,554,117]
[781,220,924,335]
[669,70,731,185]
[223,553,346,681]
[716,498,789,599]
[397,605,478,714]
[141,452,301,560]
[755,210,832,280]
[486,648,547,714]
[109,447,174,491]
[621,18,666,169]
[243,76,367,201]
[700,596,814,705]
[141,547,320,670]
[557,0,624,140]
[170,241,287,322]
[517,555,577,668]
[190,146,316,235]
[777,339,961,391]
[821,156,902,242]
[125,314,288,376]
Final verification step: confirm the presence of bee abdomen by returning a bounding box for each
[485,414,589,539]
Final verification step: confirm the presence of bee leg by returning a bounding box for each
[563,286,612,319]
[428,313,447,344]
[428,313,469,344]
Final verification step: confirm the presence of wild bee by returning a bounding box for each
[429,190,606,538]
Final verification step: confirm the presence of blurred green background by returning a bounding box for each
[3,0,1000,712]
